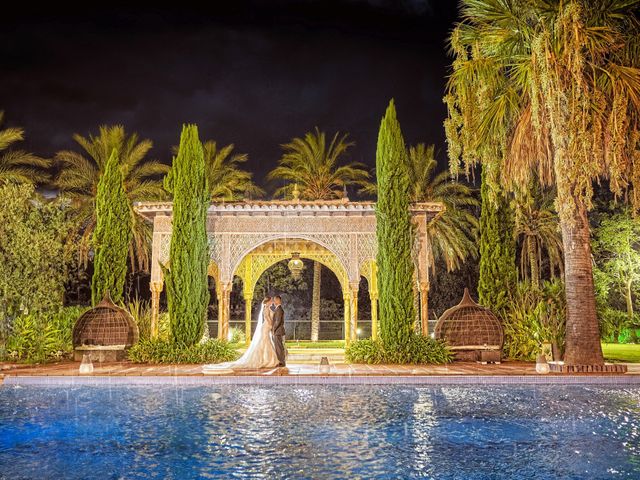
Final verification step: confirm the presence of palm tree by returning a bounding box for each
[513,186,564,288]
[445,0,640,365]
[200,141,263,201]
[268,128,372,341]
[408,144,479,274]
[0,111,49,185]
[55,125,168,273]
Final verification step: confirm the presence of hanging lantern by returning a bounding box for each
[288,252,304,280]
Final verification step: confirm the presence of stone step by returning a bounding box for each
[286,349,345,364]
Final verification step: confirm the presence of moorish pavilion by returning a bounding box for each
[135,198,443,344]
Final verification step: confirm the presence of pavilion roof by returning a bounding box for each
[134,199,444,221]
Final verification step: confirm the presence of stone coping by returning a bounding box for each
[3,374,640,386]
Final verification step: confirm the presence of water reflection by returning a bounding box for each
[0,384,638,479]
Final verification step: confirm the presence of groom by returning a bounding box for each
[271,296,286,367]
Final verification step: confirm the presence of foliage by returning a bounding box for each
[163,125,210,346]
[602,343,640,363]
[592,209,640,343]
[127,338,239,364]
[55,125,168,272]
[203,141,264,200]
[346,337,452,365]
[0,110,50,185]
[268,127,372,199]
[502,280,566,361]
[513,184,564,287]
[429,256,479,319]
[375,100,416,353]
[127,299,148,340]
[345,338,385,364]
[406,143,479,273]
[91,149,132,305]
[3,306,88,363]
[445,0,640,364]
[477,167,517,314]
[598,308,634,343]
[229,327,246,344]
[0,184,73,339]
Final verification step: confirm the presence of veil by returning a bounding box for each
[202,301,269,372]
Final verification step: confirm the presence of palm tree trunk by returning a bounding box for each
[310,261,321,342]
[561,200,604,365]
[528,236,539,288]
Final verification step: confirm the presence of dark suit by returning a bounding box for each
[272,305,286,366]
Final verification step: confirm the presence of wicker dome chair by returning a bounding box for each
[434,288,503,363]
[72,292,139,361]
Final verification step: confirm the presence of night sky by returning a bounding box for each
[1,1,458,188]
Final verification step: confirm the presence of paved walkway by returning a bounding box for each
[2,360,638,378]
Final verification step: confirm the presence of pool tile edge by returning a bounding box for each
[3,374,640,386]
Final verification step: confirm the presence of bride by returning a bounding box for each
[203,296,280,373]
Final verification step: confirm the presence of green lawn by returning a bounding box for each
[602,343,640,363]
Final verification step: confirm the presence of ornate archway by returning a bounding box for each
[231,238,351,344]
[136,199,443,344]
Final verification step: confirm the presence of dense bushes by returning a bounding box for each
[2,306,88,363]
[127,338,239,364]
[501,280,566,361]
[346,336,452,365]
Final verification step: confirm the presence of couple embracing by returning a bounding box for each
[203,296,286,373]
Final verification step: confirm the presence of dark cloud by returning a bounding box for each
[1,1,458,188]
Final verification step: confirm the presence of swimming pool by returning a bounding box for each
[0,384,638,479]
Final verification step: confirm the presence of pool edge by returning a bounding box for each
[3,374,640,386]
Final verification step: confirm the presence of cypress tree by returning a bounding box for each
[164,125,209,345]
[375,100,416,352]
[91,149,132,305]
[477,166,517,313]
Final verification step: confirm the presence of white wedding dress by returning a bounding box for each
[202,304,280,373]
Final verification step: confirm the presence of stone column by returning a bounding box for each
[150,281,163,339]
[343,291,351,345]
[370,292,378,340]
[350,283,359,342]
[419,281,429,336]
[244,294,253,345]
[217,282,232,341]
[412,281,420,331]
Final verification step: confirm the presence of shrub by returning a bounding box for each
[3,306,88,363]
[229,327,246,344]
[502,280,566,360]
[128,338,239,364]
[345,339,386,364]
[346,336,452,365]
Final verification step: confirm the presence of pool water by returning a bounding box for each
[0,384,638,479]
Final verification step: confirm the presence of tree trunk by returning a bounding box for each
[528,236,539,288]
[310,261,321,342]
[625,278,638,343]
[561,200,604,365]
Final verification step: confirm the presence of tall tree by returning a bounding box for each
[0,111,49,185]
[407,143,478,273]
[445,0,640,365]
[91,149,132,305]
[55,125,168,272]
[513,185,564,287]
[592,210,640,343]
[268,127,372,341]
[0,183,71,339]
[376,100,416,353]
[163,125,209,346]
[477,168,517,314]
